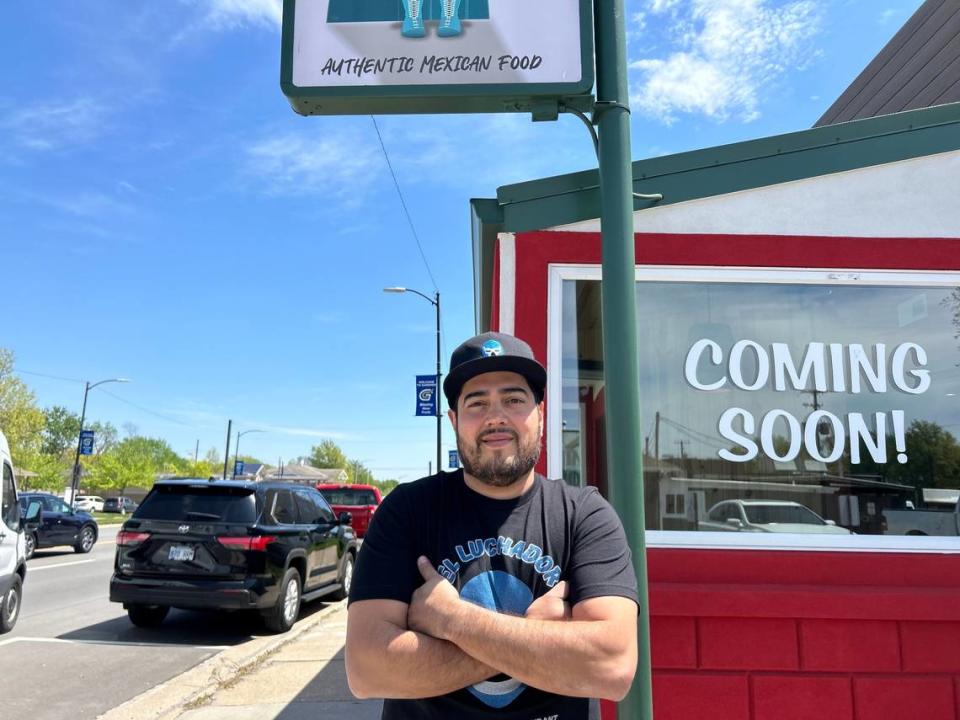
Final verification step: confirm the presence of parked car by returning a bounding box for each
[103,496,138,514]
[699,500,854,534]
[316,483,382,538]
[110,479,358,632]
[74,495,105,513]
[882,498,960,536]
[17,492,100,559]
[1,430,42,633]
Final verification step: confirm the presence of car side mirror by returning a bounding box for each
[21,501,42,531]
[824,519,837,526]
[338,511,352,526]
[726,517,744,529]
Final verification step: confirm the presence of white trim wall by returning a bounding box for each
[497,232,516,334]
[554,150,960,238]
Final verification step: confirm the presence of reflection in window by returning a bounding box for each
[560,274,960,538]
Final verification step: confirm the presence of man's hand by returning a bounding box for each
[525,581,571,621]
[407,556,462,640]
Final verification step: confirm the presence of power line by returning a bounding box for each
[13,368,85,384]
[370,115,438,292]
[97,388,191,427]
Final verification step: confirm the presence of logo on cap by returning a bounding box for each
[481,339,504,357]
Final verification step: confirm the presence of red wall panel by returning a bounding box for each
[852,677,957,720]
[699,618,799,671]
[799,620,901,673]
[652,673,750,720]
[900,622,960,673]
[649,616,697,669]
[752,676,854,720]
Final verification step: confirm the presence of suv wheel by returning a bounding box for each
[127,605,169,628]
[1,575,22,633]
[74,526,96,554]
[330,552,354,601]
[263,567,301,633]
[24,533,36,560]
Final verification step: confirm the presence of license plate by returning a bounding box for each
[168,544,195,562]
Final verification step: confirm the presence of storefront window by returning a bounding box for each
[557,269,960,539]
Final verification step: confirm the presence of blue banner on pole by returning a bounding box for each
[234,460,245,476]
[448,450,459,469]
[79,430,95,455]
[416,375,438,417]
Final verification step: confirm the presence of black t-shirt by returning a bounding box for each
[349,471,639,720]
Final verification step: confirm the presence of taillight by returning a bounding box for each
[117,531,151,547]
[217,535,277,551]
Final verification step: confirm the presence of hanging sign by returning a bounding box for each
[416,375,439,416]
[280,0,594,115]
[79,430,95,456]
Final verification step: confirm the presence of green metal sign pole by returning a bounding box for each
[593,1,653,718]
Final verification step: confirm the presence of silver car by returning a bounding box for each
[699,500,854,534]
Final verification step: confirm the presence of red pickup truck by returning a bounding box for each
[316,484,382,538]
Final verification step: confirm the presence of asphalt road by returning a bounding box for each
[0,523,285,720]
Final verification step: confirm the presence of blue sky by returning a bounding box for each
[1,0,924,481]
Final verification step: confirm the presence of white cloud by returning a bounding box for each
[878,8,899,25]
[1,97,108,152]
[194,0,281,29]
[630,0,822,123]
[243,129,381,198]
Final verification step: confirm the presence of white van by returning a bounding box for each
[1,430,41,633]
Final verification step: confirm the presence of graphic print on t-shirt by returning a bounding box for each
[460,571,531,707]
[436,535,564,709]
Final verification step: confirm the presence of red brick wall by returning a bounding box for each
[647,549,960,720]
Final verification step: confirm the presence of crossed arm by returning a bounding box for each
[345,556,638,701]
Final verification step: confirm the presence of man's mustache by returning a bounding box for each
[477,428,519,443]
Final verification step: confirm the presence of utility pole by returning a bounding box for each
[595,0,653,715]
[222,419,232,480]
[654,411,660,462]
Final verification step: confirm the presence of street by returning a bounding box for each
[0,524,290,720]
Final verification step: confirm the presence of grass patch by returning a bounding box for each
[91,512,127,525]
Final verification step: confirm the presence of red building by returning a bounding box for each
[470,97,960,718]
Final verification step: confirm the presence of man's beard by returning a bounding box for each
[457,423,542,488]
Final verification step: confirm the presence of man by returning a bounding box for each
[347,332,639,719]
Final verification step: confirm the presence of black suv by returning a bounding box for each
[110,479,358,632]
[18,492,99,559]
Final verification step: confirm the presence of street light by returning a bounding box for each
[384,286,441,476]
[70,377,131,507]
[233,429,265,478]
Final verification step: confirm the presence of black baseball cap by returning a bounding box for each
[443,332,547,408]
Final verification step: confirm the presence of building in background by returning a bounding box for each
[468,4,960,714]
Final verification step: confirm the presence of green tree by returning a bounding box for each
[87,436,186,495]
[20,452,70,492]
[42,405,82,458]
[0,348,45,462]
[88,420,119,455]
[309,440,349,470]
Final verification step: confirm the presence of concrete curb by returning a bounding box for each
[96,601,346,720]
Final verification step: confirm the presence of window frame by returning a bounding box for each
[1,462,19,531]
[547,262,960,553]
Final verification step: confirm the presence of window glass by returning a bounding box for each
[134,485,257,522]
[264,489,298,525]
[319,488,378,505]
[293,489,328,524]
[560,274,960,538]
[2,463,18,530]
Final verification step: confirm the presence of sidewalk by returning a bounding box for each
[99,602,382,720]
